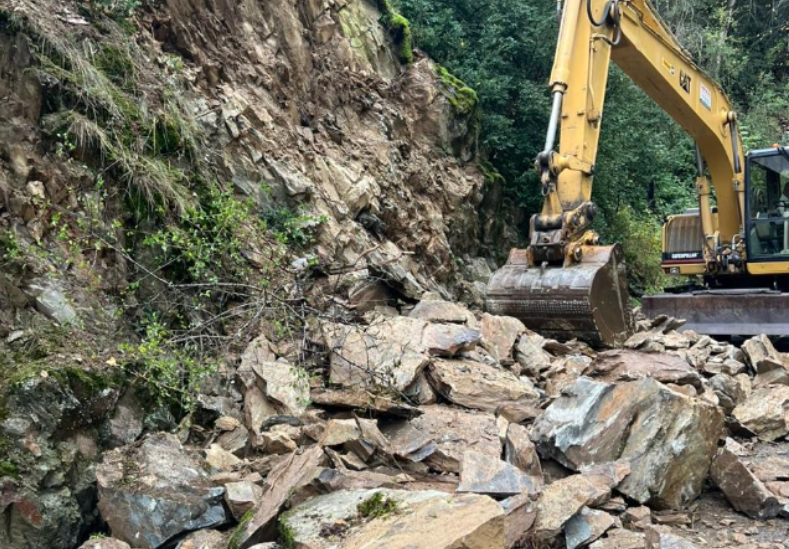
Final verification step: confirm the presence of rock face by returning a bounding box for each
[280,489,506,549]
[732,385,789,440]
[532,377,723,510]
[426,359,538,412]
[97,433,228,549]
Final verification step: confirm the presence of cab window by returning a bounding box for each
[747,151,789,259]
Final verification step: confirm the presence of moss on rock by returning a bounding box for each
[376,0,414,64]
[435,65,479,115]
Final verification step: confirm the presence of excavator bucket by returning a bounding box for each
[486,245,632,347]
[642,290,789,337]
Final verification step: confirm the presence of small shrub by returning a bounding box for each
[357,492,399,519]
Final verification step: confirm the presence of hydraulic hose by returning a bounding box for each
[587,0,622,45]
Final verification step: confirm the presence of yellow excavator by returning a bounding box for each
[486,0,789,345]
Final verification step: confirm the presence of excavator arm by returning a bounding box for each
[487,0,746,345]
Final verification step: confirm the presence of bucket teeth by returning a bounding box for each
[486,245,632,347]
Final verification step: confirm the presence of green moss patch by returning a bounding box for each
[377,0,414,64]
[357,492,399,519]
[435,65,478,115]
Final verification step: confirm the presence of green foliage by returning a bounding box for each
[261,206,328,247]
[121,316,216,410]
[0,461,19,479]
[279,514,296,549]
[90,0,142,20]
[600,207,666,297]
[357,492,399,519]
[142,185,255,283]
[377,0,414,64]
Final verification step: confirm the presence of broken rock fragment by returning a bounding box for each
[531,468,622,540]
[480,313,525,364]
[426,358,538,412]
[505,423,543,480]
[409,405,501,473]
[408,299,475,324]
[645,528,699,549]
[421,323,481,356]
[732,385,789,441]
[236,445,325,548]
[224,480,263,520]
[710,438,783,519]
[532,377,723,510]
[564,507,619,549]
[457,451,540,497]
[97,433,228,549]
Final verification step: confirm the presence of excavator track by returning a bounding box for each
[486,245,632,347]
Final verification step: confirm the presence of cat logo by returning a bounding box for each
[679,70,691,93]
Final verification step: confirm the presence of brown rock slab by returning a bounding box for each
[457,451,540,497]
[514,331,553,377]
[505,423,543,480]
[531,468,623,540]
[742,335,785,372]
[589,529,645,549]
[78,539,132,549]
[645,527,699,549]
[532,377,723,510]
[710,438,782,519]
[421,323,481,357]
[408,300,475,324]
[224,480,263,520]
[500,494,536,548]
[236,445,325,548]
[309,387,422,418]
[205,444,242,471]
[708,373,750,414]
[588,350,702,389]
[732,385,789,441]
[427,359,538,413]
[280,489,506,549]
[621,505,652,531]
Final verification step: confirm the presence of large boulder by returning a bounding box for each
[280,489,506,549]
[732,385,789,441]
[96,433,228,549]
[407,405,502,473]
[322,318,430,391]
[426,359,538,412]
[531,377,723,510]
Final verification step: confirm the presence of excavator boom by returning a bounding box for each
[488,0,747,345]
